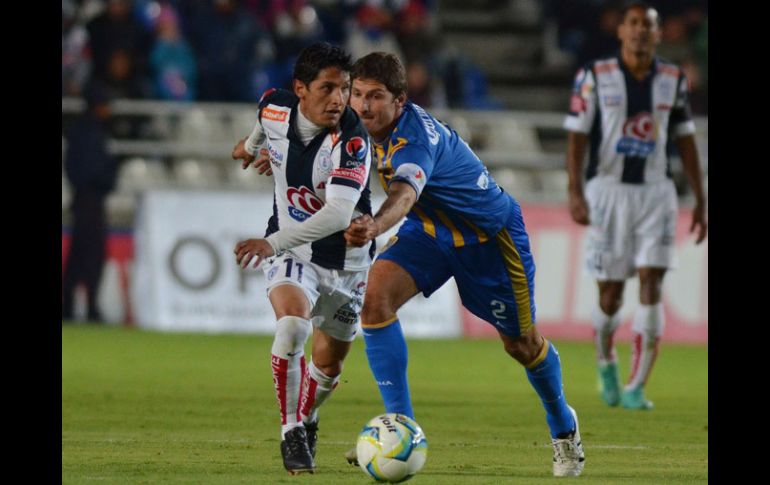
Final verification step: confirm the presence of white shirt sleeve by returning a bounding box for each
[563,67,598,134]
[265,196,356,253]
[244,120,266,156]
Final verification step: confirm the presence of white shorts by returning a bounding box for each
[584,178,678,281]
[263,251,368,342]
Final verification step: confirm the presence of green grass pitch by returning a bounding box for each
[62,326,707,484]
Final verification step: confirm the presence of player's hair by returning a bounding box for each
[293,42,353,86]
[621,1,659,25]
[351,52,408,98]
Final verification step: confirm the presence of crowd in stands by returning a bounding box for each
[63,0,707,113]
[62,0,460,108]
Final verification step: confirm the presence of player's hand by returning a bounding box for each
[568,191,590,225]
[250,147,273,175]
[232,137,256,166]
[345,215,378,247]
[691,201,707,244]
[234,238,275,269]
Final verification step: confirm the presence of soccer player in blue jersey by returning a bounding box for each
[564,2,707,411]
[343,52,585,477]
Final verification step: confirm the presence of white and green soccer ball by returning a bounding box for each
[356,413,428,483]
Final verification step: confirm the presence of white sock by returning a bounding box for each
[592,305,621,365]
[299,361,340,425]
[270,316,312,439]
[626,303,664,390]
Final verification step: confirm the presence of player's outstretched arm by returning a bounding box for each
[345,181,417,247]
[676,134,707,244]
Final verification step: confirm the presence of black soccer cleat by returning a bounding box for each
[280,427,315,475]
[304,420,319,459]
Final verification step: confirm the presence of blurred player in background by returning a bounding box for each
[563,1,707,410]
[343,52,585,477]
[62,82,118,323]
[230,42,374,474]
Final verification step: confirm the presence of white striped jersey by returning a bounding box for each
[563,55,696,184]
[257,89,375,271]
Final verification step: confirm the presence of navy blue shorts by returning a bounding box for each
[377,212,537,337]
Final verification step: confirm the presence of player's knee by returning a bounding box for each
[639,281,663,304]
[274,316,311,353]
[501,334,540,366]
[639,269,665,304]
[599,293,623,315]
[361,296,396,325]
[313,360,342,378]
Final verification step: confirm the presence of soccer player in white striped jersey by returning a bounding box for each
[230,42,374,474]
[564,2,707,410]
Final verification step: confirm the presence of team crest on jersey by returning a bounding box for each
[286,186,324,221]
[345,136,368,161]
[317,146,333,175]
[616,112,657,157]
[267,266,279,280]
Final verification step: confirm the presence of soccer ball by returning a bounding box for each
[356,413,428,483]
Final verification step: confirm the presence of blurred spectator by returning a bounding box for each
[580,2,623,65]
[345,4,404,62]
[405,60,445,108]
[86,0,153,81]
[269,1,324,63]
[93,48,152,139]
[656,14,692,65]
[62,0,93,97]
[542,0,601,68]
[309,0,358,45]
[99,48,152,100]
[690,17,707,113]
[62,83,119,323]
[441,53,503,110]
[149,4,197,101]
[394,0,438,64]
[185,0,272,101]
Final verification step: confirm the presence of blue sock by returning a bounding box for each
[363,319,414,419]
[525,341,575,438]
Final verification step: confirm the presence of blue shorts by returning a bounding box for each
[377,210,537,337]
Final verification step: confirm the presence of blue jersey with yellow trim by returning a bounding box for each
[374,102,514,246]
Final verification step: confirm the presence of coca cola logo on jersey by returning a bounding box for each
[622,112,657,141]
[287,186,324,222]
